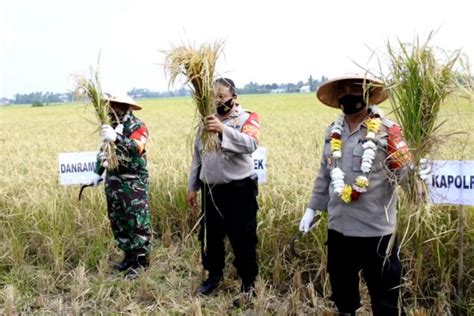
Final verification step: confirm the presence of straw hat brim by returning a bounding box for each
[316,75,388,108]
[109,100,142,111]
[103,95,142,111]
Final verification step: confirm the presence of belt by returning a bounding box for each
[203,176,250,188]
[108,174,138,181]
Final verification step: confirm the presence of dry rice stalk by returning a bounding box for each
[381,34,473,307]
[164,42,224,152]
[191,298,203,316]
[1,285,15,316]
[73,62,119,170]
[383,32,473,202]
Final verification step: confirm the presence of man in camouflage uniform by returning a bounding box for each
[92,94,151,279]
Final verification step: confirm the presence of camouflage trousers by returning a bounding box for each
[105,176,152,256]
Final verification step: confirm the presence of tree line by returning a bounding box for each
[237,75,328,94]
[1,75,327,106]
[7,92,74,105]
[126,76,328,99]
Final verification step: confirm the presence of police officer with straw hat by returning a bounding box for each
[299,75,410,315]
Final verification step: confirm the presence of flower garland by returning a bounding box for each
[329,106,383,203]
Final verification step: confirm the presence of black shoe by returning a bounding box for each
[136,255,150,268]
[241,282,254,293]
[197,274,222,296]
[124,255,149,280]
[113,252,135,272]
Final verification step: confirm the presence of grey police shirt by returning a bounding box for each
[308,118,401,237]
[188,106,258,191]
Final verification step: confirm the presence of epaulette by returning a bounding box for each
[324,122,335,138]
[382,117,397,128]
[243,110,253,121]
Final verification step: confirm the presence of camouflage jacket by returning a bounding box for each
[95,112,149,180]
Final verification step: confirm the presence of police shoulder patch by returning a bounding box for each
[242,112,260,141]
[130,125,148,155]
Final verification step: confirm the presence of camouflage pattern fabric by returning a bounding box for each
[95,113,152,256]
[106,114,149,178]
[105,175,151,255]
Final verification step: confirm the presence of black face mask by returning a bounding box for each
[108,109,127,124]
[338,94,367,115]
[216,97,234,115]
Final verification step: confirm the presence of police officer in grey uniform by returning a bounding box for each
[186,78,260,305]
[299,75,412,316]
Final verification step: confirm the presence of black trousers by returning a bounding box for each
[327,229,403,316]
[199,177,259,287]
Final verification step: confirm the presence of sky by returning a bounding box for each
[1,0,473,98]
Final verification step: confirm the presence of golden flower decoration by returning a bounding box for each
[355,176,369,188]
[366,118,382,133]
[330,138,343,152]
[341,185,353,203]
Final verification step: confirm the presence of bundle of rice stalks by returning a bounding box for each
[164,42,224,152]
[383,33,472,202]
[73,65,119,171]
[383,34,473,311]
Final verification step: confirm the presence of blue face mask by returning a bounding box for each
[338,94,366,115]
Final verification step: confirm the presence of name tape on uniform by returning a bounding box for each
[252,147,267,183]
[428,160,474,206]
[58,151,99,186]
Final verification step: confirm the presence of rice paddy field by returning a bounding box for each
[0,93,473,315]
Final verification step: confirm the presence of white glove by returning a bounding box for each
[98,152,108,168]
[91,173,103,187]
[115,124,124,135]
[418,158,432,181]
[101,125,117,142]
[299,208,320,233]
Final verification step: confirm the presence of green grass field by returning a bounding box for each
[0,93,473,314]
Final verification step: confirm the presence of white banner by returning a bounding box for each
[252,147,267,183]
[58,151,100,186]
[428,160,474,206]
